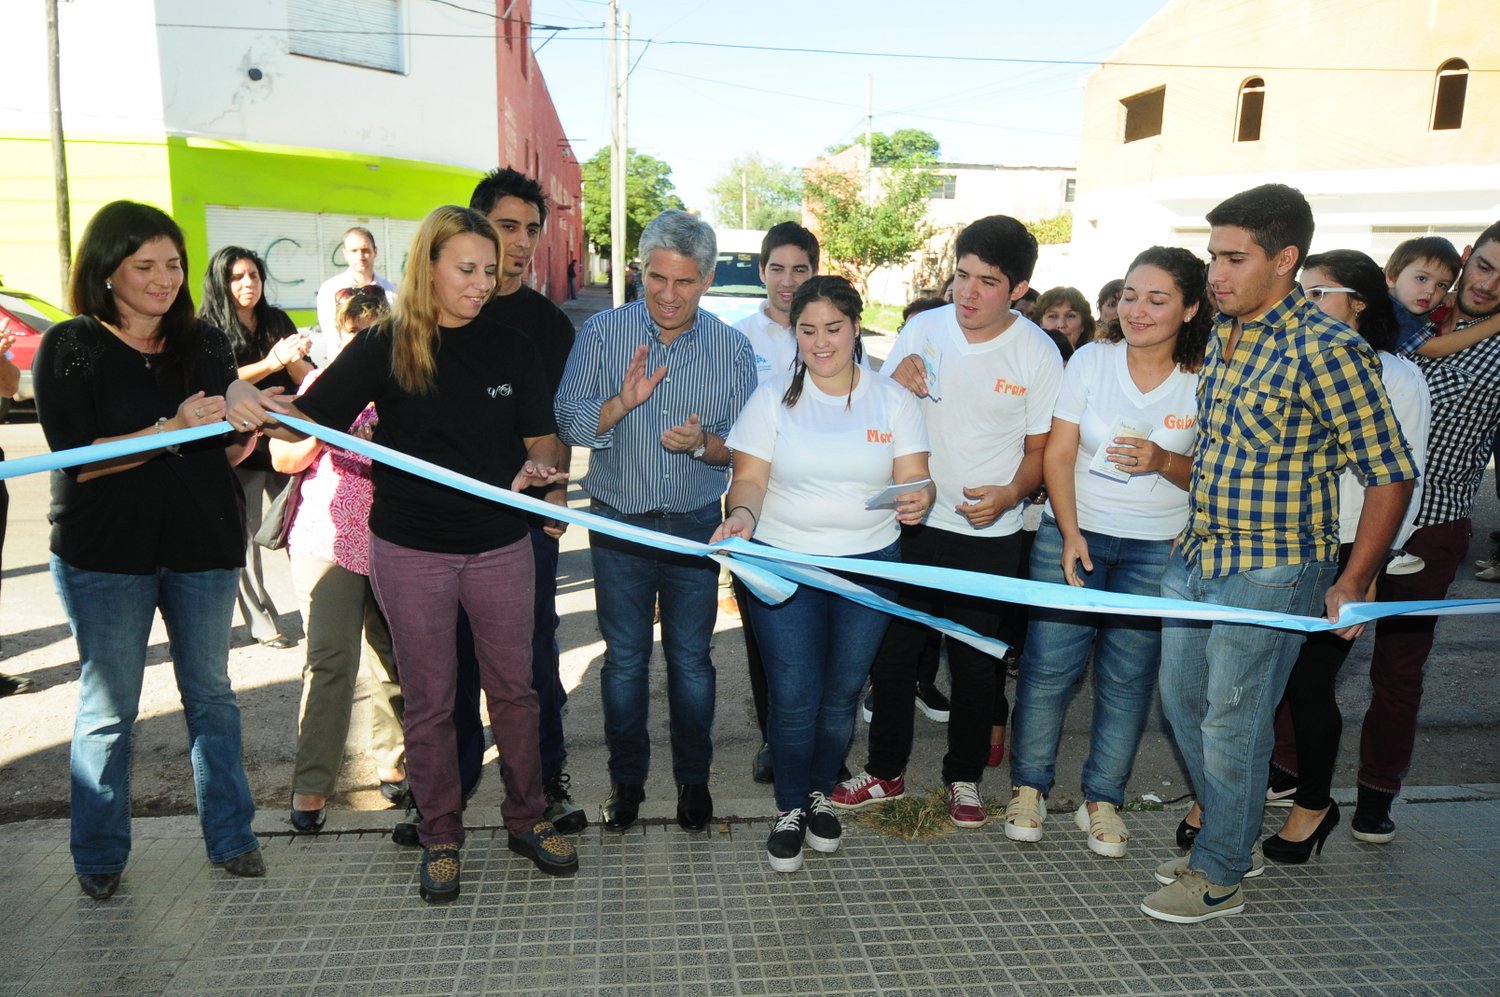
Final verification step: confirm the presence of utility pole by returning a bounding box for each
[741,171,747,229]
[607,0,624,307]
[864,73,874,202]
[46,0,72,298]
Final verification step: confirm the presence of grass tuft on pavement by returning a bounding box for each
[856,788,1008,839]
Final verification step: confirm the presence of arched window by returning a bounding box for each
[1432,59,1468,131]
[1236,76,1260,141]
[1235,77,1265,142]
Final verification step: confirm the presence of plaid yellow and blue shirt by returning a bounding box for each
[1182,288,1418,578]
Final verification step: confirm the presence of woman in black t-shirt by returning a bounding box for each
[34,201,281,901]
[200,246,313,649]
[228,205,579,903]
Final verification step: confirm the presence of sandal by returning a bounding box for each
[1002,786,1046,842]
[1074,801,1129,858]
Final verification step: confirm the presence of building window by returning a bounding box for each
[929,175,957,200]
[289,0,405,74]
[1432,59,1468,130]
[1235,77,1265,142]
[1064,178,1076,203]
[1121,87,1165,143]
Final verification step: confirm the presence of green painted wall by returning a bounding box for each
[0,131,484,318]
[0,133,173,303]
[165,136,484,322]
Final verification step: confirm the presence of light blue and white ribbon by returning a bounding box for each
[8,417,1499,642]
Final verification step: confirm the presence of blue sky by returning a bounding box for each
[531,0,1169,217]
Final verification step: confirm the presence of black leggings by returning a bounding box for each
[1270,545,1355,811]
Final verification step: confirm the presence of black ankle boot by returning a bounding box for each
[1352,785,1396,843]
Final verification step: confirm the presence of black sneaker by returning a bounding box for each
[766,809,807,873]
[1352,786,1397,843]
[862,689,874,723]
[915,681,951,723]
[392,804,421,848]
[805,791,841,854]
[0,673,34,698]
[1265,766,1297,807]
[543,773,588,835]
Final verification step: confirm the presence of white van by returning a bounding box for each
[699,228,766,326]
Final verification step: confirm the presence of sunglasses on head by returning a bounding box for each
[334,284,387,304]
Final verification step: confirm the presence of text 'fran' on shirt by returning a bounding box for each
[294,313,556,555]
[879,303,1063,538]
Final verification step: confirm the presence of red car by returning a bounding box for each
[0,285,72,421]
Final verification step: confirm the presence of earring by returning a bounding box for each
[105,280,113,290]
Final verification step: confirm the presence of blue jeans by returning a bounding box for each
[52,556,257,874]
[589,500,720,785]
[529,527,567,776]
[746,540,900,812]
[1158,550,1337,886]
[1010,517,1169,807]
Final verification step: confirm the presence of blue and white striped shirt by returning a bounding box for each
[555,300,756,514]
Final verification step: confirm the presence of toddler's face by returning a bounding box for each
[1388,259,1454,315]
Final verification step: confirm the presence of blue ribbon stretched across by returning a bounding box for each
[8,416,1500,639]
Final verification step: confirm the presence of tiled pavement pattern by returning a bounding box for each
[3,801,1498,997]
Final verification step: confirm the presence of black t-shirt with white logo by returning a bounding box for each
[296,314,555,554]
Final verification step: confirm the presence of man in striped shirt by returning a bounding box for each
[1143,185,1417,924]
[554,211,756,835]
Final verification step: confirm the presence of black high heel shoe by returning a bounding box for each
[1175,817,1200,850]
[1263,801,1340,864]
[289,793,326,834]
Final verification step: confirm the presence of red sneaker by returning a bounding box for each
[948,781,988,828]
[829,770,905,810]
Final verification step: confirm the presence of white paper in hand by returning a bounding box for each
[865,478,933,510]
[1088,416,1152,483]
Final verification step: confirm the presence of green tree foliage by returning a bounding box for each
[581,148,687,261]
[1029,213,1074,246]
[828,128,942,166]
[804,160,937,298]
[706,154,803,230]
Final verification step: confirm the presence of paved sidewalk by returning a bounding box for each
[4,792,1499,996]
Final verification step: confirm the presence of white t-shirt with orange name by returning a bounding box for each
[727,370,929,556]
[1050,340,1199,540]
[882,304,1063,537]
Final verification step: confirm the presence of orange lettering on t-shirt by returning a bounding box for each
[866,429,894,444]
[1163,414,1196,431]
[993,379,1028,396]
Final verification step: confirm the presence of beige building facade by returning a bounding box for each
[1071,0,1500,291]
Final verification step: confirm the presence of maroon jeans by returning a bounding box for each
[1358,518,1470,794]
[369,534,543,845]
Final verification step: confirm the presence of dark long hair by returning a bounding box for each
[783,276,864,409]
[68,200,200,390]
[1301,249,1400,354]
[199,246,293,362]
[1104,246,1212,373]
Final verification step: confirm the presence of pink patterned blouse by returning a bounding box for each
[285,368,377,575]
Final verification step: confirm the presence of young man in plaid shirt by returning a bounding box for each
[1143,184,1417,923]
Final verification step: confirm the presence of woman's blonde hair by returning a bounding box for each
[391,205,500,394]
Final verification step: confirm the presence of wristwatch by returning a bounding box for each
[691,431,708,460]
